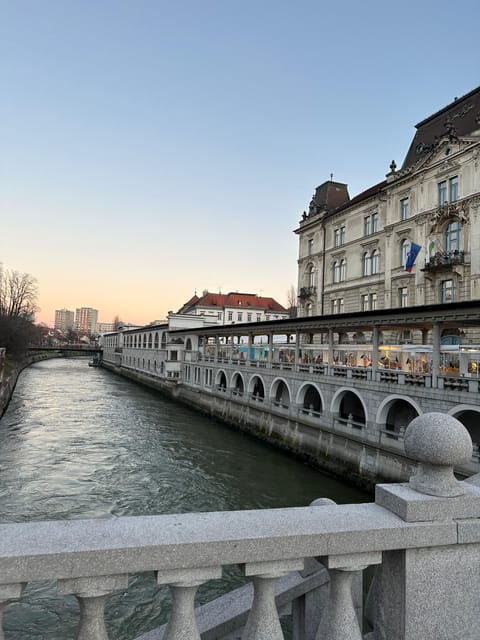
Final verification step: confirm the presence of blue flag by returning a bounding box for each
[405,242,421,272]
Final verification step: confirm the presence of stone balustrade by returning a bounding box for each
[1,413,480,639]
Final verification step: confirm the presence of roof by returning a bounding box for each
[312,180,350,213]
[402,85,480,169]
[178,292,287,313]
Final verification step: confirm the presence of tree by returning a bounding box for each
[286,285,297,318]
[112,315,123,330]
[0,267,38,319]
[0,266,39,360]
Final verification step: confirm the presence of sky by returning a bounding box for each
[1,0,479,327]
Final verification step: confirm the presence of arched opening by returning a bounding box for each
[148,333,152,349]
[217,371,227,391]
[385,400,418,438]
[454,410,480,447]
[143,334,147,348]
[161,333,167,349]
[154,333,159,349]
[185,338,192,351]
[250,376,265,401]
[272,380,290,409]
[339,391,365,429]
[231,373,244,396]
[441,329,461,345]
[300,384,322,416]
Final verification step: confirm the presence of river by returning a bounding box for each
[0,358,369,639]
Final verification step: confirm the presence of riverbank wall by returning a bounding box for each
[101,362,417,491]
[0,353,59,419]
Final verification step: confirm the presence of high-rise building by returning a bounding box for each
[75,307,98,335]
[54,308,75,332]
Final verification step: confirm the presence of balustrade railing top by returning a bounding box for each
[1,413,480,640]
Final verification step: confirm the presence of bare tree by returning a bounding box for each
[0,267,38,319]
[286,285,298,318]
[112,315,123,330]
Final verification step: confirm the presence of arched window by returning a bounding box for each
[332,261,339,283]
[445,221,460,252]
[371,249,380,275]
[362,252,371,276]
[307,264,315,288]
[340,259,346,282]
[400,239,409,268]
[154,333,159,349]
[143,334,147,348]
[148,333,152,348]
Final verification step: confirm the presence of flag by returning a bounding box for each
[405,242,421,272]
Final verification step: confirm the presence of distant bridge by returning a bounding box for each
[28,344,102,353]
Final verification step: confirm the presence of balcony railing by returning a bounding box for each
[298,286,317,299]
[0,413,477,640]
[422,250,465,271]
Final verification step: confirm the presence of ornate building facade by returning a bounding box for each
[295,86,480,325]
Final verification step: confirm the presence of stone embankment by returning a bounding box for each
[0,352,55,418]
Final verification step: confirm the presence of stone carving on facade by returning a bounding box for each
[429,200,470,233]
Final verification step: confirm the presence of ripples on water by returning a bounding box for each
[0,358,369,639]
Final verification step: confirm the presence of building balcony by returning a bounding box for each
[422,250,465,272]
[299,285,317,299]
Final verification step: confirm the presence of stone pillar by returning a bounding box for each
[371,326,379,381]
[371,413,475,640]
[214,335,219,361]
[267,333,273,365]
[328,329,334,375]
[295,331,300,369]
[247,333,252,363]
[431,323,440,388]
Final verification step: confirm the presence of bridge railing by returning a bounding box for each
[1,414,478,640]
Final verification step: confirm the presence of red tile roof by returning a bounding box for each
[178,292,287,313]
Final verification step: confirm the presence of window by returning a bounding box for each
[441,279,455,303]
[363,252,371,276]
[333,261,340,283]
[308,238,313,256]
[237,312,243,322]
[370,292,377,310]
[334,226,345,247]
[340,259,346,282]
[372,212,379,233]
[217,312,222,319]
[332,298,344,313]
[247,312,252,322]
[445,221,460,252]
[449,176,458,202]
[256,313,261,322]
[266,314,270,320]
[307,264,315,287]
[438,180,447,206]
[400,198,409,221]
[400,239,409,268]
[361,294,369,311]
[364,216,371,236]
[228,311,233,321]
[399,287,408,307]
[371,249,379,275]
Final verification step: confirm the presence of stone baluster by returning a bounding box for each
[241,559,304,640]
[156,566,222,640]
[58,574,128,640]
[315,551,382,640]
[0,583,25,640]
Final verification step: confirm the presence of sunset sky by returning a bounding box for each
[1,0,479,327]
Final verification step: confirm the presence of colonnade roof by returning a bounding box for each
[168,300,480,338]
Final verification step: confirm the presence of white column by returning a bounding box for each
[157,566,222,640]
[58,574,128,640]
[432,322,440,388]
[241,559,304,640]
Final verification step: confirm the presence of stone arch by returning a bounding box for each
[216,369,227,390]
[270,377,291,409]
[248,375,266,400]
[231,372,245,395]
[296,382,323,415]
[331,387,367,428]
[376,395,422,435]
[448,405,480,446]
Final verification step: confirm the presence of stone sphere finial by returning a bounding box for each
[404,412,472,497]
